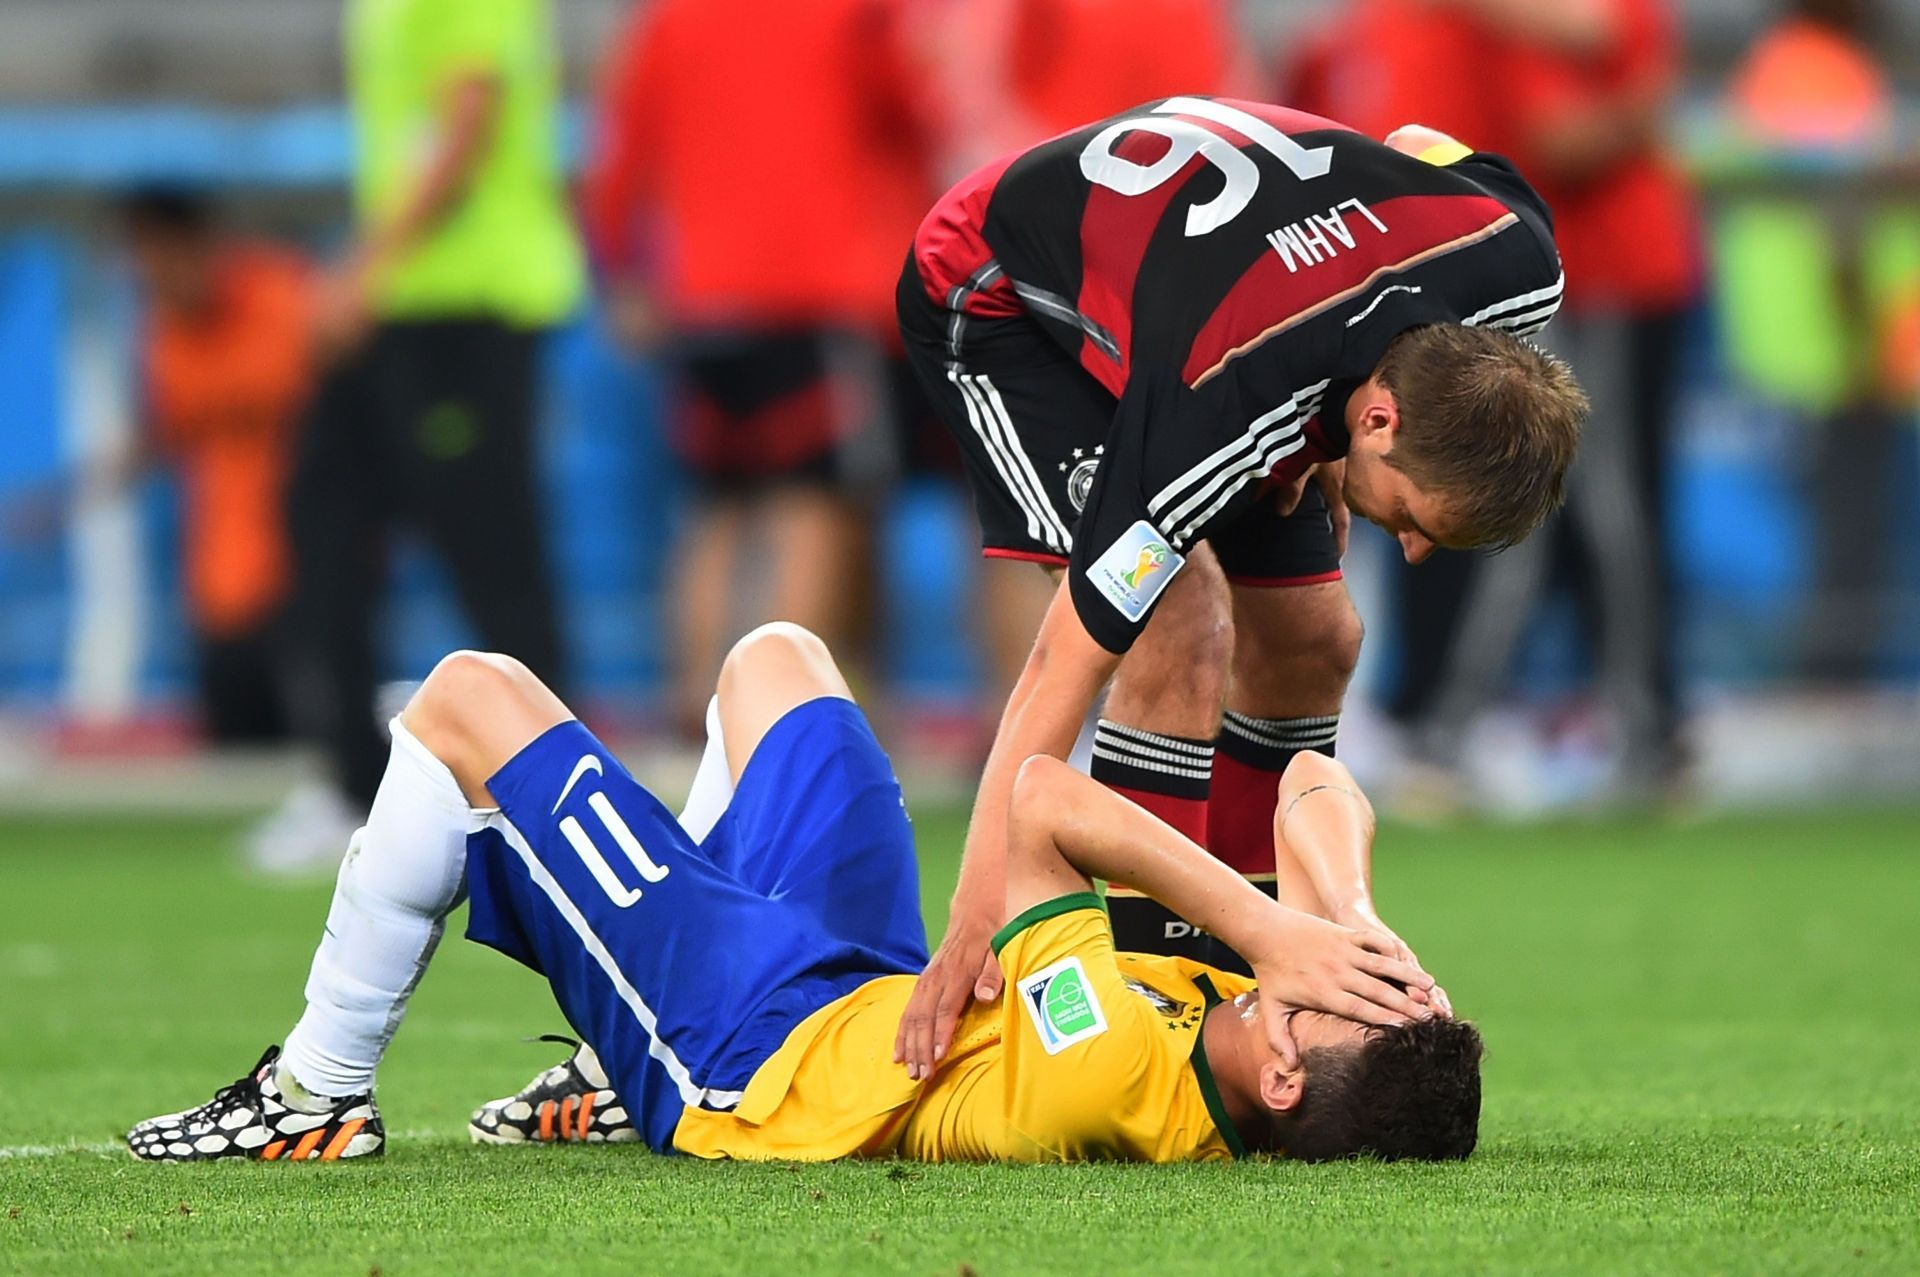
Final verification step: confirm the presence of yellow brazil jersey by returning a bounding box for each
[673,893,1256,1163]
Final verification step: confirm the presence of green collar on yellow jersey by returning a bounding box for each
[1188,974,1249,1160]
[990,891,1106,956]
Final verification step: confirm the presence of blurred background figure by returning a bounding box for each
[0,0,1918,824]
[265,0,584,869]
[117,189,311,746]
[1716,0,1920,682]
[583,0,942,738]
[1288,0,1702,809]
[937,0,1250,169]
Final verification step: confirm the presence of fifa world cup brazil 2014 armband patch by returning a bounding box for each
[1019,957,1110,1055]
[1086,521,1184,624]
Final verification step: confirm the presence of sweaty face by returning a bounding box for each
[1341,451,1463,565]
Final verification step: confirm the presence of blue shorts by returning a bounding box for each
[464,697,929,1152]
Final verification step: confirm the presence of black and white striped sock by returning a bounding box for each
[1218,710,1339,772]
[1088,720,1214,962]
[1088,720,1214,801]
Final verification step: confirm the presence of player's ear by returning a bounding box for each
[1259,1057,1305,1115]
[1350,380,1400,451]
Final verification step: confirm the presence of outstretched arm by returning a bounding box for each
[894,581,1119,1075]
[1003,755,1434,1067]
[1271,751,1376,920]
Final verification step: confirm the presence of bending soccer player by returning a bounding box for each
[895,98,1588,1067]
[128,625,1466,1164]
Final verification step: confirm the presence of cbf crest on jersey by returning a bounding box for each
[1086,520,1183,623]
[1019,957,1110,1055]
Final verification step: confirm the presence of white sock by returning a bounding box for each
[676,696,734,842]
[280,718,476,1099]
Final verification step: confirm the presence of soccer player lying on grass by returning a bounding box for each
[128,624,1473,1164]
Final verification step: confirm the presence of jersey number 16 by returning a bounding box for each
[1079,96,1334,238]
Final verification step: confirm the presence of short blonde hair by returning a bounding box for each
[1374,324,1587,550]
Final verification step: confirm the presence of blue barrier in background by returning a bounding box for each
[0,227,985,709]
[1,105,1915,713]
[0,233,71,701]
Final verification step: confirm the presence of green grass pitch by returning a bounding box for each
[2,803,1917,1275]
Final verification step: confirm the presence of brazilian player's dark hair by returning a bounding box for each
[1274,1016,1486,1162]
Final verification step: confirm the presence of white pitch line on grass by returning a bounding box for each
[0,1140,123,1159]
[0,1129,444,1160]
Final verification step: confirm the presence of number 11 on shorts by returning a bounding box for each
[558,792,671,908]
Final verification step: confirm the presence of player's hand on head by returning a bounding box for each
[893,926,1002,1081]
[1331,903,1451,1017]
[1248,909,1434,1068]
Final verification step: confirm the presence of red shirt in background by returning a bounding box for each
[1502,0,1700,312]
[1279,0,1517,155]
[1282,0,1698,313]
[1005,0,1238,135]
[583,0,943,334]
[141,244,311,638]
[942,0,1244,165]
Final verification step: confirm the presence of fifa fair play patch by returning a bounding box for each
[1018,957,1109,1055]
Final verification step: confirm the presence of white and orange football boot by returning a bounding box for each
[468,1037,637,1145]
[127,1046,383,1163]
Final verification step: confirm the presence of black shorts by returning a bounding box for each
[669,329,899,494]
[897,265,1341,585]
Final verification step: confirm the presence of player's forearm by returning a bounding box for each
[949,656,1102,925]
[950,588,1118,930]
[1274,753,1377,919]
[357,75,499,277]
[1009,756,1285,954]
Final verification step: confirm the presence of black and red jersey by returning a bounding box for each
[908,96,1564,651]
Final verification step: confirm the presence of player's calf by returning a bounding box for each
[1210,585,1361,855]
[1097,552,1233,959]
[127,659,545,1164]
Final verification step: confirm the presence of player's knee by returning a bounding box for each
[1146,552,1232,649]
[406,650,533,757]
[1009,753,1072,832]
[1270,596,1364,686]
[1140,584,1234,699]
[718,622,841,704]
[1316,602,1365,685]
[730,621,831,666]
[1188,598,1236,677]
